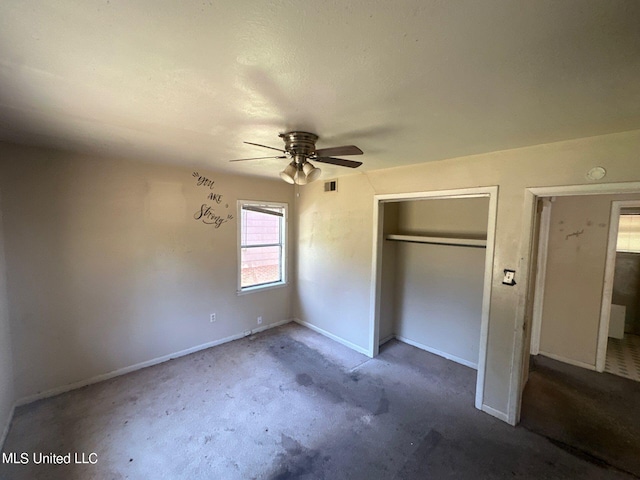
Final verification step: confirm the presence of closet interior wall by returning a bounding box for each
[379,197,490,368]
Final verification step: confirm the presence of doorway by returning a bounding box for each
[600,201,640,381]
[369,187,498,414]
[515,182,640,424]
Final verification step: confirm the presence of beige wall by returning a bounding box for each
[0,190,15,446]
[379,202,399,342]
[293,175,376,351]
[540,194,640,367]
[0,142,294,400]
[295,129,640,420]
[396,197,489,237]
[393,198,489,366]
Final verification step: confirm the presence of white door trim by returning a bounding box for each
[369,186,498,412]
[530,198,552,355]
[512,181,640,425]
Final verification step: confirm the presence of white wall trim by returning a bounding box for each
[527,182,640,197]
[596,200,640,371]
[368,198,385,357]
[375,189,493,202]
[530,199,551,356]
[379,334,395,346]
[1,403,15,450]
[395,335,478,369]
[477,187,499,410]
[481,404,510,423]
[16,319,293,407]
[294,318,370,356]
[539,351,597,371]
[511,182,640,426]
[370,186,498,414]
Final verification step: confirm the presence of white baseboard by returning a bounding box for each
[379,334,395,346]
[538,351,596,371]
[16,319,293,407]
[293,318,370,356]
[482,404,510,424]
[1,403,15,450]
[395,335,478,370]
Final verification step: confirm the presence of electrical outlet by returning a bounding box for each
[210,313,216,323]
[257,316,263,325]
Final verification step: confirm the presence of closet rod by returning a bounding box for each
[385,234,487,248]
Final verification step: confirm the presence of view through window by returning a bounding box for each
[238,202,287,291]
[617,213,640,253]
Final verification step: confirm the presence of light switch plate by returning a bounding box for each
[502,269,516,286]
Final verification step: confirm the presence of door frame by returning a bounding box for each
[369,186,498,413]
[514,181,640,423]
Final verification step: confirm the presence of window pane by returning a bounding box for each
[618,215,640,253]
[241,246,281,287]
[241,208,282,246]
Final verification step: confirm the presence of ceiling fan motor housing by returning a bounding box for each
[279,131,318,162]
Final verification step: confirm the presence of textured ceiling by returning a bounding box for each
[0,0,639,180]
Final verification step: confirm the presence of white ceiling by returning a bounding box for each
[1,1,639,180]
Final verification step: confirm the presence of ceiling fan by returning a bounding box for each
[229,131,363,185]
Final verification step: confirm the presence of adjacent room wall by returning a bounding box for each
[393,198,489,367]
[379,202,398,343]
[294,129,640,421]
[0,190,15,447]
[612,252,640,335]
[0,142,295,401]
[540,194,640,367]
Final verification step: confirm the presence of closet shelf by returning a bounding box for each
[385,234,487,248]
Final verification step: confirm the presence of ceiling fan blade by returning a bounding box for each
[314,145,363,157]
[244,141,286,153]
[314,157,363,168]
[229,155,287,162]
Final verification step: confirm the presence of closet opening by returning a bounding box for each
[369,187,498,414]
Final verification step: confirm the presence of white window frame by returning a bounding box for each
[237,200,288,294]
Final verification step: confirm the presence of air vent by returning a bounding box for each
[324,180,338,192]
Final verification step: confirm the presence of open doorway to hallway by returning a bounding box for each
[603,205,640,382]
[527,194,640,377]
[517,185,640,476]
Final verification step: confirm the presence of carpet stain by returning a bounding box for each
[296,373,314,387]
[269,434,324,480]
[374,391,389,415]
[395,429,443,478]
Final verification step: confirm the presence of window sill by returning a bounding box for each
[237,281,288,296]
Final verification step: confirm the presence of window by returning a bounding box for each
[238,201,287,293]
[617,214,640,253]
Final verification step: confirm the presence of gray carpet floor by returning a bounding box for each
[1,322,636,479]
[521,354,640,478]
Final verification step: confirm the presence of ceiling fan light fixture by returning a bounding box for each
[231,131,363,185]
[302,161,321,183]
[279,161,297,184]
[294,163,308,185]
